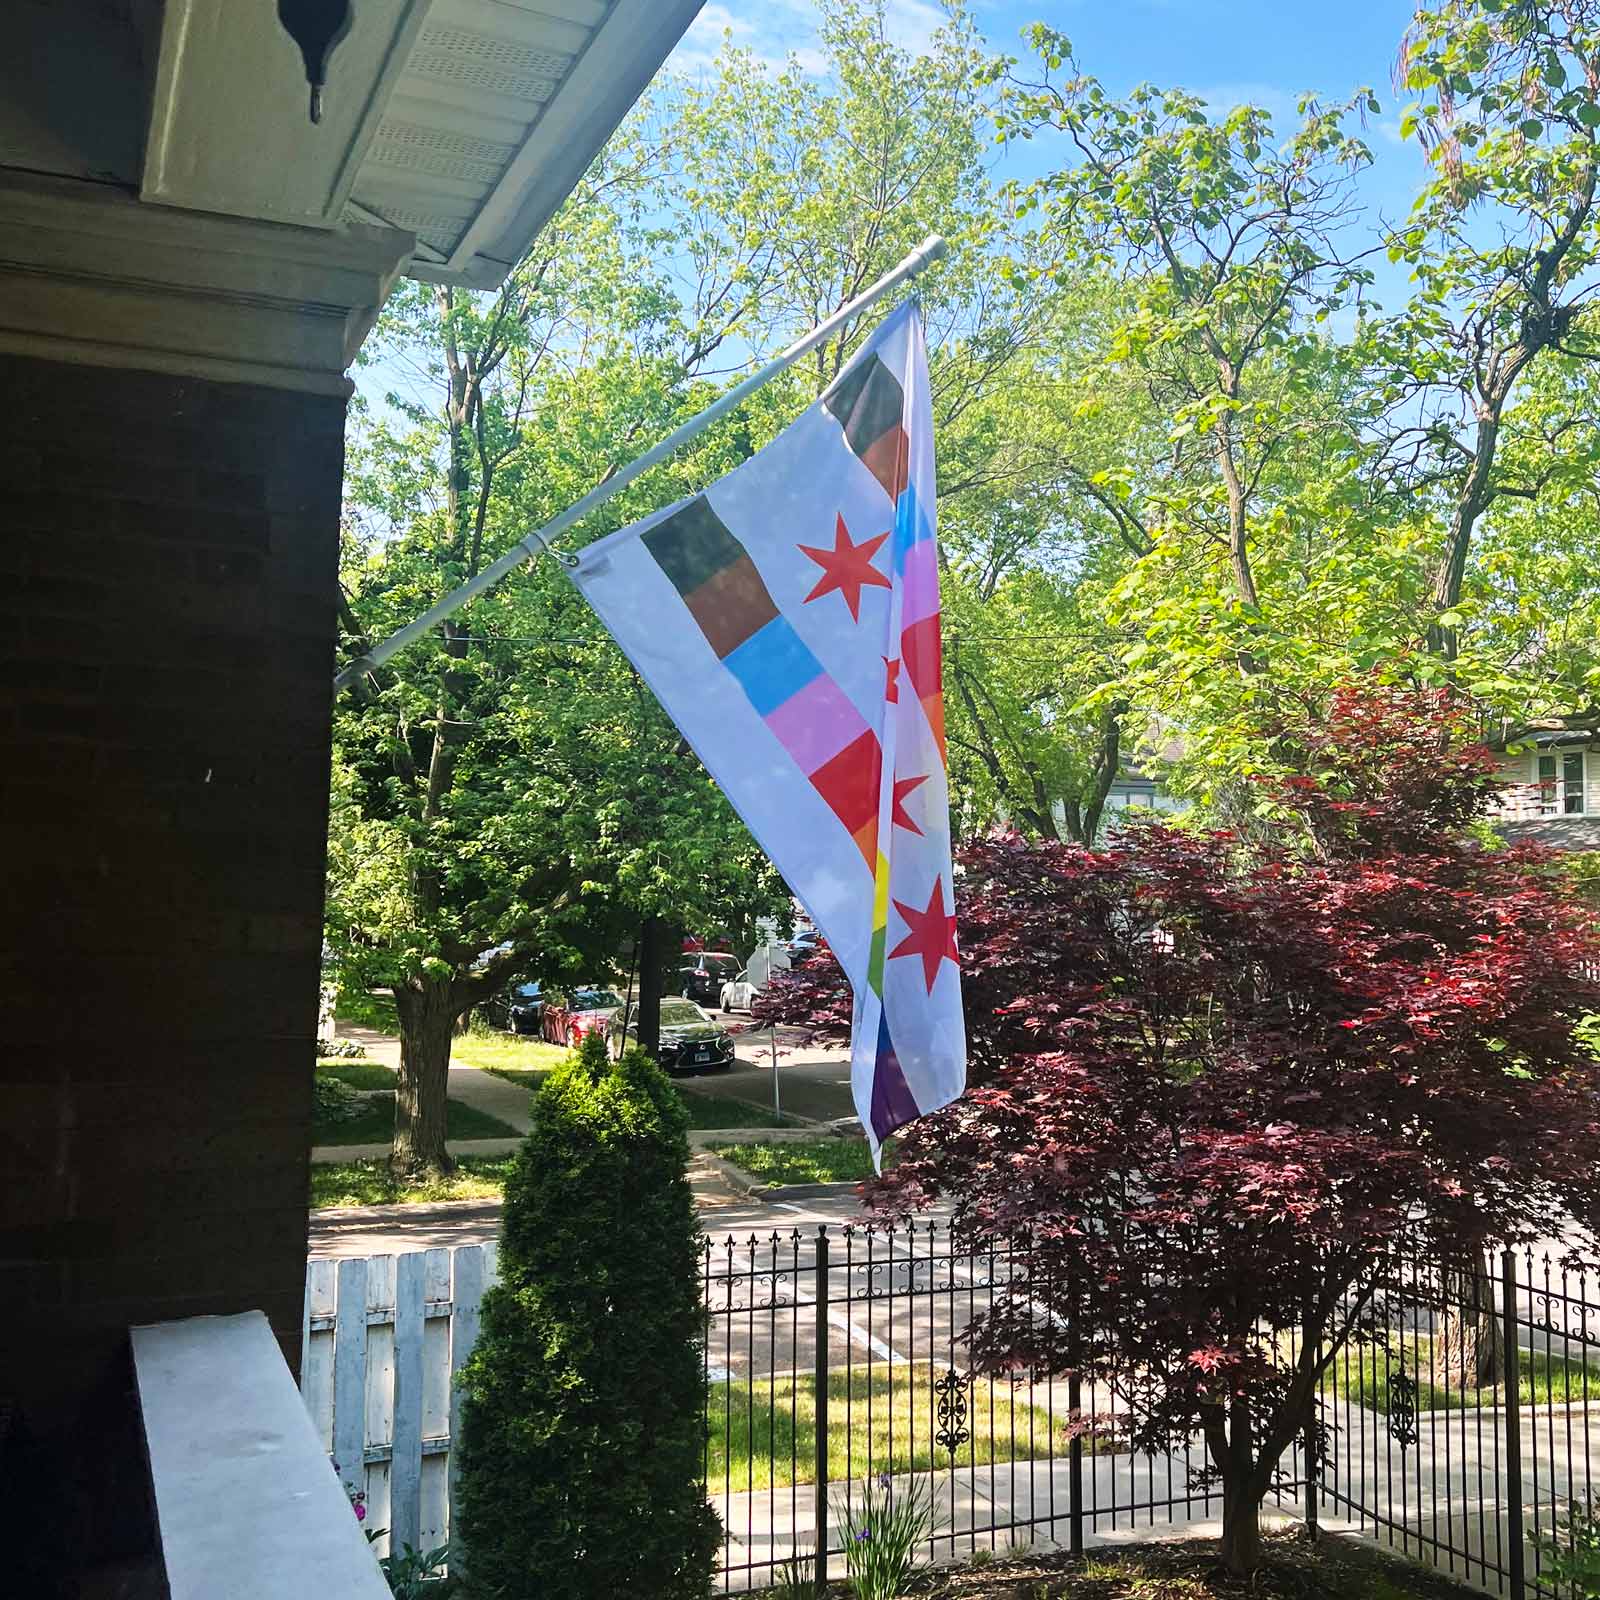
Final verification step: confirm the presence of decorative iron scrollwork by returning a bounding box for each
[755,1271,791,1310]
[1387,1365,1419,1449]
[934,1367,972,1458]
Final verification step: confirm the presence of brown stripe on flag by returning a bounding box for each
[641,495,745,596]
[859,425,909,501]
[823,355,904,464]
[683,554,780,659]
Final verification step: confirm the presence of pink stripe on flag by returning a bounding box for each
[763,671,871,775]
[898,538,940,628]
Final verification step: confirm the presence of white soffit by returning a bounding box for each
[141,0,703,290]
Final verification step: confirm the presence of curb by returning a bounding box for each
[761,1180,865,1201]
[694,1154,865,1204]
[310,1197,506,1227]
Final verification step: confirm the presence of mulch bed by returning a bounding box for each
[813,1532,1484,1599]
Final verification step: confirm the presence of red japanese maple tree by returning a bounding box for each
[756,685,1600,1573]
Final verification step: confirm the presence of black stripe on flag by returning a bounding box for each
[823,355,904,460]
[641,496,745,596]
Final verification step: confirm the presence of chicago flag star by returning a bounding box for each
[571,302,965,1159]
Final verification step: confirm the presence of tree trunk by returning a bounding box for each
[392,974,458,1176]
[637,914,665,1059]
[1438,1251,1503,1389]
[1219,1483,1264,1576]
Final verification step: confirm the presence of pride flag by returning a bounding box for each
[571,302,964,1155]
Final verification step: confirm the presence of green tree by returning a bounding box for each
[978,4,1600,803]
[454,1031,717,1598]
[1379,0,1600,656]
[330,0,1069,1171]
[331,165,786,1174]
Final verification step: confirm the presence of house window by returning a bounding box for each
[1536,750,1586,815]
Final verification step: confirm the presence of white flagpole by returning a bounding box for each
[335,234,949,691]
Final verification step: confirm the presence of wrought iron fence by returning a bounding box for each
[1317,1245,1600,1599]
[702,1221,1256,1592]
[700,1226,1600,1597]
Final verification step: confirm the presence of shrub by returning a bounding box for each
[1536,1497,1600,1597]
[313,1074,365,1126]
[454,1030,718,1598]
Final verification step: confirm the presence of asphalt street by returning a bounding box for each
[676,1013,859,1126]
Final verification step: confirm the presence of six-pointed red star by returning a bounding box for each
[892,773,927,834]
[889,874,958,992]
[799,513,891,622]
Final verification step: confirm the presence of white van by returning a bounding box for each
[718,941,791,1012]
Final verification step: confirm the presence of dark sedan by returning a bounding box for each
[679,951,740,1007]
[487,981,543,1034]
[608,997,735,1074]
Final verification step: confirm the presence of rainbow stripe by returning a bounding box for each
[822,348,946,1140]
[641,498,883,867]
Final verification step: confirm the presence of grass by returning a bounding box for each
[1321,1333,1599,1414]
[316,1059,398,1091]
[311,1093,517,1146]
[706,1364,1061,1496]
[455,1034,568,1073]
[310,1155,517,1209]
[712,1138,878,1186]
[837,1531,1488,1598]
[484,1061,791,1130]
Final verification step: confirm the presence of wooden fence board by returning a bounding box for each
[389,1252,426,1552]
[331,1256,369,1505]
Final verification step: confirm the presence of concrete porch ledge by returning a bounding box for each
[132,1311,390,1599]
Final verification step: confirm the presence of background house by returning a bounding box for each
[0,3,702,1593]
[1489,727,1600,850]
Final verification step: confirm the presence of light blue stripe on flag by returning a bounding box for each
[722,615,825,717]
[892,481,933,573]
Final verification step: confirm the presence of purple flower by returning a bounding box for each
[856,1529,870,1542]
[353,1500,367,1523]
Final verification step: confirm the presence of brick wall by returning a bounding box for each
[0,353,347,1574]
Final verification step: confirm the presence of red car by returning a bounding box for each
[540,986,623,1047]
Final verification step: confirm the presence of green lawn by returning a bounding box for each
[317,1059,398,1091]
[456,1035,568,1073]
[712,1137,877,1186]
[1322,1333,1599,1414]
[707,1363,1061,1496]
[311,1092,517,1146]
[486,1064,790,1131]
[311,1155,517,1209]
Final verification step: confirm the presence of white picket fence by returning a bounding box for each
[300,1244,498,1556]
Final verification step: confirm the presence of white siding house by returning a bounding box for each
[1490,734,1600,850]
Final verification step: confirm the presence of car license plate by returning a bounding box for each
[693,1045,710,1061]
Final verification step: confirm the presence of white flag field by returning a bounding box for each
[572,302,966,1154]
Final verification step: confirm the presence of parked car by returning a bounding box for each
[786,929,822,966]
[608,997,735,1074]
[719,941,790,1013]
[719,969,757,1013]
[541,986,622,1047]
[679,951,740,1007]
[497,981,543,1035]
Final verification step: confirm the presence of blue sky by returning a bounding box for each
[670,0,1436,310]
[359,3,1437,420]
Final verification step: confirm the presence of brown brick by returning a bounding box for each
[0,350,345,1450]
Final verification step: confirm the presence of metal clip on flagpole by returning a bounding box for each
[334,234,948,691]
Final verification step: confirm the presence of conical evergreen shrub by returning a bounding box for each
[454,1030,718,1598]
